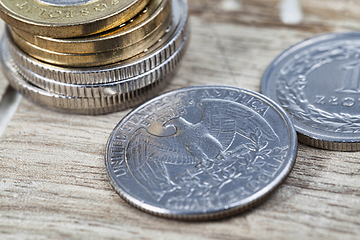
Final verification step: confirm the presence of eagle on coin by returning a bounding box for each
[126,99,278,201]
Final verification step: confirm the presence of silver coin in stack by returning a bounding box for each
[9,0,188,86]
[105,86,298,220]
[10,32,188,98]
[261,32,360,151]
[0,31,188,115]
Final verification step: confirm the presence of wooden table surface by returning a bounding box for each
[1,0,360,239]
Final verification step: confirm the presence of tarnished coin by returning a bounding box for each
[9,0,188,84]
[0,0,150,38]
[105,86,298,220]
[10,0,172,55]
[261,32,360,151]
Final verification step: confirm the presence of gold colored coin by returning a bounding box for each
[7,9,172,67]
[0,0,150,38]
[11,0,171,54]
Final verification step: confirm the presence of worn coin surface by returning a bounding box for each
[11,0,171,54]
[0,0,150,38]
[262,32,360,151]
[105,86,298,220]
[9,0,188,84]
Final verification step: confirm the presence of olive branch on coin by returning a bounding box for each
[276,42,360,133]
[171,128,288,199]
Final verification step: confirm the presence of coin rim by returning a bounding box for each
[11,0,172,54]
[105,86,298,220]
[10,27,189,98]
[0,27,189,114]
[8,1,173,67]
[0,0,151,38]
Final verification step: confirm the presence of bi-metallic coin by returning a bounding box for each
[10,0,172,56]
[262,32,360,151]
[105,86,298,220]
[0,0,150,38]
[8,0,172,67]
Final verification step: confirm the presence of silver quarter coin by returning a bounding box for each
[105,86,298,220]
[262,32,360,151]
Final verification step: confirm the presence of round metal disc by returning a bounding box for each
[261,32,360,151]
[8,0,172,67]
[0,0,150,38]
[10,0,172,55]
[105,86,298,220]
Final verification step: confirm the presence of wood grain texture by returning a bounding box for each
[1,0,360,239]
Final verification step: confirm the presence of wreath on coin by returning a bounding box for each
[276,41,360,133]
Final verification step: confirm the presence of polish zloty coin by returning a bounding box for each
[0,0,150,38]
[7,4,172,68]
[105,86,298,220]
[261,32,360,151]
[5,12,171,68]
[9,0,188,85]
[10,0,171,54]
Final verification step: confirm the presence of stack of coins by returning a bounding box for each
[0,0,189,114]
